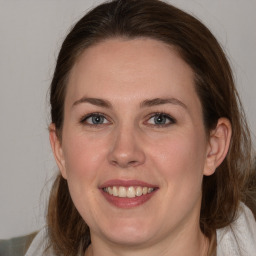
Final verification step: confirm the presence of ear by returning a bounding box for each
[203,118,232,176]
[49,123,67,179]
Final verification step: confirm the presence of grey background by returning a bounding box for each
[0,0,255,238]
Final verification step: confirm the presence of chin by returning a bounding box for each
[104,229,152,246]
[97,218,156,246]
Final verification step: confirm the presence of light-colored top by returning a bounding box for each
[25,203,256,256]
[216,203,256,255]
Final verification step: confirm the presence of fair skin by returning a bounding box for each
[50,38,231,256]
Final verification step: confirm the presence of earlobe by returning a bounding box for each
[49,123,67,179]
[203,118,232,176]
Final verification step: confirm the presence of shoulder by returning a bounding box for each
[217,202,256,256]
[25,227,54,256]
[25,227,85,256]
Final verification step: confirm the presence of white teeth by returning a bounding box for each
[148,188,154,193]
[108,187,113,195]
[136,186,142,196]
[142,187,148,195]
[113,186,118,196]
[127,186,136,198]
[104,186,155,198]
[118,186,126,197]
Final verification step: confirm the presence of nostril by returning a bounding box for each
[128,160,138,166]
[110,160,118,166]
[110,159,140,168]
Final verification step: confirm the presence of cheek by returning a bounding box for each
[61,132,108,222]
[156,133,206,219]
[149,129,207,189]
[62,132,107,179]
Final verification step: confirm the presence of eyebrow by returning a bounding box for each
[72,97,112,108]
[140,98,187,109]
[72,97,187,109]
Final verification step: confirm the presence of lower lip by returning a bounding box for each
[101,190,157,208]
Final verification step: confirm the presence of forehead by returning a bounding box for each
[66,38,199,110]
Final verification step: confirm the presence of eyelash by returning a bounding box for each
[79,112,176,128]
[145,112,176,128]
[79,112,111,127]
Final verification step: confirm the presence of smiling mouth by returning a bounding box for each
[103,186,156,198]
[100,180,158,208]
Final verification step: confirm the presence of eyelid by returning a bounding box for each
[80,112,112,125]
[79,111,176,128]
[144,112,176,127]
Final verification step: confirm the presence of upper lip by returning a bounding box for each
[99,179,158,189]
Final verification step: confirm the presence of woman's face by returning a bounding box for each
[52,38,214,248]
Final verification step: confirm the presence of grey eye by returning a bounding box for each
[154,114,168,124]
[86,114,108,125]
[148,113,175,125]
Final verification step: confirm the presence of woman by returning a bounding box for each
[26,0,256,255]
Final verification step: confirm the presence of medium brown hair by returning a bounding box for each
[48,0,255,255]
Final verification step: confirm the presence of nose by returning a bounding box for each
[107,126,146,168]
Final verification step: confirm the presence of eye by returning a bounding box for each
[81,113,110,126]
[147,113,175,126]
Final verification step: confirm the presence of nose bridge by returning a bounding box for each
[108,122,145,168]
